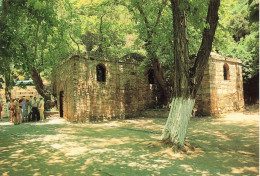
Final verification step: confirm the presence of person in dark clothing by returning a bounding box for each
[31,97,38,121]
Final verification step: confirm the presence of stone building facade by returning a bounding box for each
[195,53,244,115]
[54,52,244,122]
[53,54,159,122]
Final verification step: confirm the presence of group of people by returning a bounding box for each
[4,96,45,125]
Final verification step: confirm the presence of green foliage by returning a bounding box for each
[213,0,259,81]
[0,0,257,88]
[0,0,72,83]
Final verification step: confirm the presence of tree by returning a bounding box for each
[0,0,72,100]
[124,0,174,104]
[70,0,137,58]
[0,0,23,101]
[161,0,220,147]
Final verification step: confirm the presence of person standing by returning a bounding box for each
[28,96,33,122]
[36,98,40,121]
[6,100,11,121]
[21,97,26,122]
[18,99,23,123]
[38,98,45,121]
[13,97,21,125]
[31,97,38,121]
[24,99,29,122]
[10,99,15,123]
[0,102,2,120]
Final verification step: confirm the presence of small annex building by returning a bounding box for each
[195,52,244,115]
[53,52,244,122]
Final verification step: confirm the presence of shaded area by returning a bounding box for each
[0,111,258,176]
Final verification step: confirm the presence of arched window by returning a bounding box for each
[148,69,155,84]
[223,63,230,80]
[96,64,106,82]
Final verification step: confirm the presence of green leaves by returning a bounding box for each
[214,0,259,82]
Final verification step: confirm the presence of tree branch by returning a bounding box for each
[69,34,80,55]
[191,0,220,97]
[153,0,168,30]
[135,0,150,32]
[33,21,40,62]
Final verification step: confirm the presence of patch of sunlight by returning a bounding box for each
[237,150,256,156]
[65,147,90,156]
[195,170,210,175]
[33,172,41,176]
[89,148,116,154]
[213,131,231,141]
[51,143,63,149]
[48,159,65,164]
[232,166,260,174]
[43,134,71,142]
[0,121,13,126]
[0,160,11,165]
[27,138,43,142]
[11,162,19,167]
[47,154,64,164]
[9,153,21,159]
[40,149,49,154]
[76,158,94,171]
[23,155,37,160]
[155,146,204,160]
[127,160,167,171]
[30,118,68,126]
[89,137,131,148]
[2,172,9,176]
[15,149,24,153]
[180,164,193,172]
[128,162,138,167]
[153,159,170,164]
[113,149,133,157]
[214,113,259,126]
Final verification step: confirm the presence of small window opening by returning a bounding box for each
[223,63,230,80]
[96,64,106,82]
[148,69,155,84]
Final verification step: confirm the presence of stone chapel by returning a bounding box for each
[53,52,244,122]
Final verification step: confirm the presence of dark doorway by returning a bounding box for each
[96,64,106,82]
[59,91,64,118]
[148,69,155,84]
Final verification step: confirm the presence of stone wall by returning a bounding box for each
[196,53,244,115]
[53,56,77,121]
[55,53,245,121]
[54,55,159,122]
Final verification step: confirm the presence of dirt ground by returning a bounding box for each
[0,109,259,176]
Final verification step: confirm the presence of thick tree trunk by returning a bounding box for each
[162,0,220,147]
[30,66,50,101]
[161,97,195,146]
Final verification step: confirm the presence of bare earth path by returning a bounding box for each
[0,111,259,176]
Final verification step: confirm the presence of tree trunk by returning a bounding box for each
[162,0,220,147]
[151,58,170,103]
[161,97,195,146]
[4,68,11,102]
[30,66,50,101]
